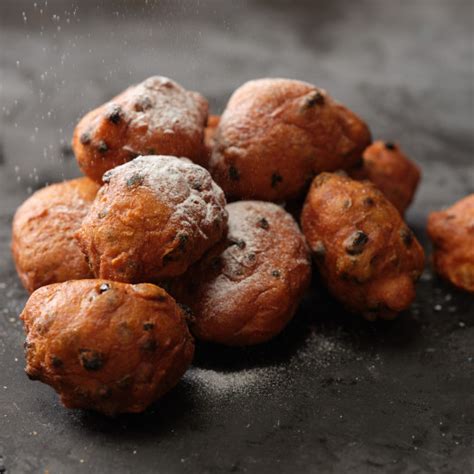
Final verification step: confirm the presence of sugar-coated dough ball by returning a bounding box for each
[73,76,208,182]
[171,201,311,345]
[76,155,228,282]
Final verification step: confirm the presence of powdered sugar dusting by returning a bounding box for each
[125,76,207,137]
[100,155,228,275]
[184,366,280,399]
[294,329,355,369]
[111,155,227,234]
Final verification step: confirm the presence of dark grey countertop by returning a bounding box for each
[0,1,473,473]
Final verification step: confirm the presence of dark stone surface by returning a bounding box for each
[0,1,473,473]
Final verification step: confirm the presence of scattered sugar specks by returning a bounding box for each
[184,366,273,399]
[293,330,358,370]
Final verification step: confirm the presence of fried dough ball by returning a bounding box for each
[427,195,474,292]
[21,280,194,415]
[301,173,424,320]
[209,78,371,201]
[12,178,100,293]
[171,201,311,346]
[72,76,209,183]
[76,155,228,283]
[349,141,421,214]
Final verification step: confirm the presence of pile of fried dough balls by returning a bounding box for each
[12,76,473,416]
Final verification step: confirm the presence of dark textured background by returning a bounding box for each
[0,1,473,473]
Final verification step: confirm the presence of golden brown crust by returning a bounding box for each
[204,114,220,150]
[72,76,209,183]
[301,173,424,319]
[427,195,474,292]
[76,155,228,282]
[171,201,311,345]
[202,114,220,168]
[11,178,100,293]
[209,79,371,201]
[20,280,194,416]
[349,141,421,214]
